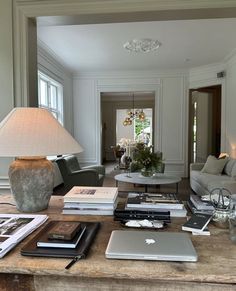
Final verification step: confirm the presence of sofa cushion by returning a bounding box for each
[191,170,233,193]
[201,155,228,175]
[231,162,236,180]
[223,158,236,176]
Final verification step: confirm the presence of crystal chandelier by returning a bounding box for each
[123,94,146,126]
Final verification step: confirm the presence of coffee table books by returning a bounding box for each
[126,193,183,209]
[187,200,214,215]
[63,186,118,215]
[125,193,187,218]
[190,194,215,211]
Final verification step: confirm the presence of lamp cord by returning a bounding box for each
[0,202,16,206]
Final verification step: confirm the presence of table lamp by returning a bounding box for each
[0,107,83,212]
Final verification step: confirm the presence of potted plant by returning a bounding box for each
[132,144,163,177]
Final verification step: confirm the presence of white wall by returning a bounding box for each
[37,42,74,134]
[0,1,14,191]
[225,54,236,158]
[73,71,188,176]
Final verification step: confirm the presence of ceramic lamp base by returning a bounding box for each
[8,157,54,212]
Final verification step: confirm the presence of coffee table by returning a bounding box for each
[114,172,181,193]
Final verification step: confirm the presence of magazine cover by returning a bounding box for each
[0,214,48,258]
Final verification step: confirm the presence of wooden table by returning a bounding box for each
[0,194,235,291]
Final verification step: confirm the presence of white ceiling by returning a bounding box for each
[37,18,236,73]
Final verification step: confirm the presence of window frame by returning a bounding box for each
[38,71,64,125]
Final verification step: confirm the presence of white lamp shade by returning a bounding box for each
[0,107,83,157]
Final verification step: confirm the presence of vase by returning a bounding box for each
[141,168,153,177]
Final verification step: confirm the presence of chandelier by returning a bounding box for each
[123,94,146,126]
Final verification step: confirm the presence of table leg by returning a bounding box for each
[176,183,179,194]
[116,180,118,187]
[145,185,148,192]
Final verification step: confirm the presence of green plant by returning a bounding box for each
[133,145,162,170]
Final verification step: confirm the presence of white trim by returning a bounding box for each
[38,40,72,76]
[0,176,10,190]
[96,81,162,165]
[73,70,188,79]
[15,0,236,16]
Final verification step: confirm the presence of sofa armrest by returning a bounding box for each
[190,163,205,171]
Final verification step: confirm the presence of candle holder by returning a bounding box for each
[210,188,231,229]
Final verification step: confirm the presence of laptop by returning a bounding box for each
[105,230,198,262]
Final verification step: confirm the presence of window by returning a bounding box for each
[116,108,153,146]
[38,72,63,125]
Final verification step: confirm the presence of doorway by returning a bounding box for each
[188,85,221,168]
[101,92,155,163]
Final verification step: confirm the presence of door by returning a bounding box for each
[188,85,221,168]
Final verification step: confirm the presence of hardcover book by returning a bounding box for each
[64,186,118,204]
[48,221,81,240]
[62,208,114,215]
[37,225,86,248]
[192,227,211,236]
[182,213,212,233]
[187,200,214,215]
[126,193,183,210]
[190,194,215,211]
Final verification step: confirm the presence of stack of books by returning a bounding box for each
[62,186,118,215]
[182,213,212,235]
[124,192,187,218]
[187,194,215,215]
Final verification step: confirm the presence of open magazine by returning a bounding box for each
[0,213,48,258]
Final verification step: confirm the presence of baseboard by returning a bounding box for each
[0,176,10,193]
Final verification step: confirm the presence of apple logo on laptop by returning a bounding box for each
[145,238,156,245]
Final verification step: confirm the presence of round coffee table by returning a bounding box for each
[114,172,181,194]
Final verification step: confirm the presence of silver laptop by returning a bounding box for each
[105,230,198,262]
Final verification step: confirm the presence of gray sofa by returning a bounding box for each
[190,158,236,196]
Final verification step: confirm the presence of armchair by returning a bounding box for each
[56,155,105,191]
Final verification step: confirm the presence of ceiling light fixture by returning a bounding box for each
[123,93,146,126]
[123,38,161,53]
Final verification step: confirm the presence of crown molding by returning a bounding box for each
[13,0,236,23]
[73,69,188,80]
[38,40,73,77]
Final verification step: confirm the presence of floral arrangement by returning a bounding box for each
[133,144,163,171]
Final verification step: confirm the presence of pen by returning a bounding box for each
[65,255,82,269]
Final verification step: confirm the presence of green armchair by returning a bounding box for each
[56,155,105,191]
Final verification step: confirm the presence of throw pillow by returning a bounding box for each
[201,155,228,175]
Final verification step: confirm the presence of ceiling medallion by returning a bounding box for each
[123,38,161,53]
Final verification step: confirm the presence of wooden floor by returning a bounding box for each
[54,162,193,201]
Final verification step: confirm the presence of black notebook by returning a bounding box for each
[182,213,212,233]
[21,221,100,258]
